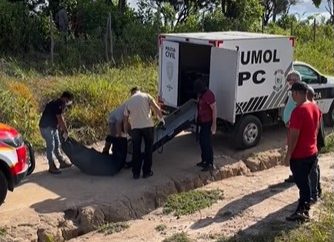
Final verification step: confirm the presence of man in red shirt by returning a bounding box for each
[194,78,217,171]
[284,82,321,222]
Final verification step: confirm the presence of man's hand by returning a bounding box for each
[159,117,166,126]
[211,122,217,135]
[62,132,69,141]
[283,153,291,166]
[285,122,289,128]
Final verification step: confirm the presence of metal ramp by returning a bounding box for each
[153,99,197,152]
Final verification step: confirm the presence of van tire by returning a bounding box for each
[234,115,262,149]
[25,141,35,176]
[0,170,8,205]
[324,101,334,127]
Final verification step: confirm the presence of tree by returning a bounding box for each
[137,0,218,29]
[324,0,334,23]
[312,0,322,7]
[118,0,127,13]
[312,0,334,24]
[262,0,299,26]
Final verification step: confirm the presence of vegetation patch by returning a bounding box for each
[0,227,6,237]
[97,222,129,235]
[163,189,223,217]
[322,133,334,153]
[163,232,193,242]
[155,224,167,232]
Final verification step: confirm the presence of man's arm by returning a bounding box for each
[56,114,68,134]
[115,121,123,137]
[122,104,130,134]
[210,102,217,134]
[284,128,300,165]
[149,98,163,120]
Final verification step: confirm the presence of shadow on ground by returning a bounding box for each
[191,181,295,230]
[216,202,300,242]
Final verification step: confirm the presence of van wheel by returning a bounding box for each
[324,101,334,127]
[234,115,262,149]
[0,170,8,205]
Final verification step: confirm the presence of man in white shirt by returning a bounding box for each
[123,87,164,179]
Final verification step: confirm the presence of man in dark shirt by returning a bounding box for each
[39,91,73,174]
[306,85,325,203]
[194,78,217,171]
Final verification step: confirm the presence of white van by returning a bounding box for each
[158,31,294,149]
[158,31,334,149]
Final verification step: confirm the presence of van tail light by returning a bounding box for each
[11,146,28,175]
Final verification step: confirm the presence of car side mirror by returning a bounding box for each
[320,75,327,84]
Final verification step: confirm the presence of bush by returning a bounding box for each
[0,80,43,149]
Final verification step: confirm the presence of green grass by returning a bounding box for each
[217,192,334,242]
[97,222,129,235]
[155,224,167,232]
[0,227,6,237]
[163,189,223,217]
[162,232,193,242]
[321,133,334,153]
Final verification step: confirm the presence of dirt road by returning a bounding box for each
[0,126,286,218]
[71,153,333,242]
[0,126,332,241]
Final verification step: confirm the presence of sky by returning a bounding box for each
[290,0,330,19]
[128,0,331,19]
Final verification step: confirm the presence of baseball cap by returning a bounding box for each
[290,82,308,92]
[306,85,315,95]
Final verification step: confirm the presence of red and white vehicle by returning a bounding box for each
[0,123,34,205]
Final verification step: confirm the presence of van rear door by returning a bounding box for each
[209,47,239,123]
[160,41,180,107]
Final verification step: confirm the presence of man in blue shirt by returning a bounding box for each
[283,71,301,183]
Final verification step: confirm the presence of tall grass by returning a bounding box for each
[0,61,157,148]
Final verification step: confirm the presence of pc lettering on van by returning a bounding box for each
[238,49,281,86]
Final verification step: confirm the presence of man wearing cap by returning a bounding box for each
[284,82,321,221]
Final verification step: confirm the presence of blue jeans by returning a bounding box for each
[40,127,65,166]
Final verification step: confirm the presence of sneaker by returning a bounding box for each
[284,175,294,183]
[133,173,140,180]
[124,162,133,169]
[310,198,318,206]
[143,171,154,179]
[196,161,206,167]
[48,168,62,174]
[286,212,309,222]
[59,163,72,169]
[102,150,109,155]
[318,187,322,198]
[201,164,215,172]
